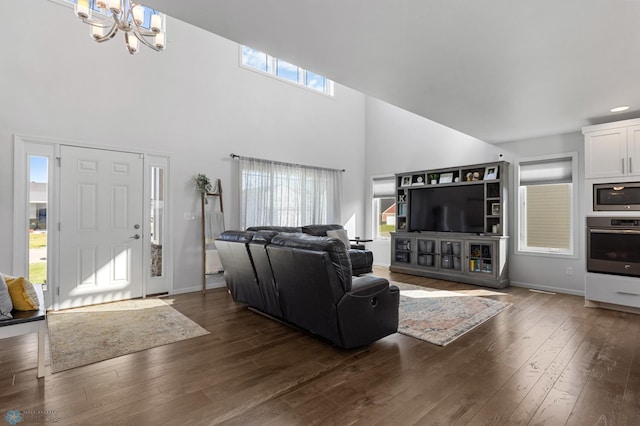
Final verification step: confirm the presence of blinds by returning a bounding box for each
[372,176,396,198]
[525,185,571,250]
[519,157,572,186]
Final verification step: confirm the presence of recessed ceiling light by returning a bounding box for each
[610,106,630,113]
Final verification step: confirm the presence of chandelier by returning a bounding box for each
[74,0,167,54]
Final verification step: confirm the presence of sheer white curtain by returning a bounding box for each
[238,157,342,229]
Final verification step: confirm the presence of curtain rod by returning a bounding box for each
[230,153,345,172]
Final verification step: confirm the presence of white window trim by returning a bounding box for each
[515,152,579,258]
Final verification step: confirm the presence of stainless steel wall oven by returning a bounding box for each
[587,216,640,277]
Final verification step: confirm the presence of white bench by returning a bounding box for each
[0,285,46,378]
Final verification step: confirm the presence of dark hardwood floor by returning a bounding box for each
[2,266,640,425]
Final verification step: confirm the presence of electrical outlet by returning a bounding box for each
[566,267,573,276]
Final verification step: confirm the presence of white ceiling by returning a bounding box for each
[145,0,640,143]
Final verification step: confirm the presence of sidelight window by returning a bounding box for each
[28,156,49,284]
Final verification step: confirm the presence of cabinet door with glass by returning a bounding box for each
[440,239,463,272]
[468,241,497,277]
[393,236,413,265]
[416,238,437,269]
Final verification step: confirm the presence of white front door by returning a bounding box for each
[59,146,144,309]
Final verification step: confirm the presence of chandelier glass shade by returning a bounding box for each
[74,0,166,54]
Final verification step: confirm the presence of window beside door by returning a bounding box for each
[28,156,49,284]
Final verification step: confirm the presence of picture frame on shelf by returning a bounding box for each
[439,172,454,184]
[491,203,501,216]
[484,166,498,180]
[400,176,411,187]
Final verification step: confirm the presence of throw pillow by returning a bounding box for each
[327,229,350,249]
[5,276,40,311]
[0,274,13,320]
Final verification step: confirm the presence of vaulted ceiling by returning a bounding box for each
[145,0,640,143]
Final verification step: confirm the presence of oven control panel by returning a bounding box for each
[610,219,640,226]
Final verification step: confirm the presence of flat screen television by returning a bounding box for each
[408,184,484,233]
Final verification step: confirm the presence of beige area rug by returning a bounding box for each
[48,298,209,373]
[395,282,511,346]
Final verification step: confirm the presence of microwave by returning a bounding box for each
[593,182,640,211]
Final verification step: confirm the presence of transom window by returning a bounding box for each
[241,46,334,95]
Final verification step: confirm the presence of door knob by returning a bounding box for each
[130,234,141,240]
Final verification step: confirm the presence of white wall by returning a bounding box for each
[364,97,506,265]
[0,0,365,293]
[498,132,586,295]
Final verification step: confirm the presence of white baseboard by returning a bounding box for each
[510,280,584,297]
[170,274,226,295]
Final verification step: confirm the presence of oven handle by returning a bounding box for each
[589,228,640,235]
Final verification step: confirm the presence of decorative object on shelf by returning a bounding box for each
[484,166,498,180]
[491,203,501,216]
[412,174,426,185]
[72,0,167,54]
[439,172,453,184]
[466,171,482,181]
[195,173,212,195]
[429,173,439,184]
[401,176,411,187]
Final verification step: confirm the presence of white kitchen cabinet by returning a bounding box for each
[584,119,640,179]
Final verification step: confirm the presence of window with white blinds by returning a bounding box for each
[517,155,576,255]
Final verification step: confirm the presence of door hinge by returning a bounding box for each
[58,222,61,231]
[57,287,60,296]
[56,156,61,167]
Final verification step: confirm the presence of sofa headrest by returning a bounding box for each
[246,226,302,233]
[270,233,344,252]
[301,224,344,236]
[216,230,255,244]
[250,230,280,245]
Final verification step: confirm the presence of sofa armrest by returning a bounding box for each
[350,275,390,296]
[337,275,399,349]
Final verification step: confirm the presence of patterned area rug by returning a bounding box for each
[395,282,511,346]
[48,298,209,373]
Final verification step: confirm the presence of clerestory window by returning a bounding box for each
[241,46,334,96]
